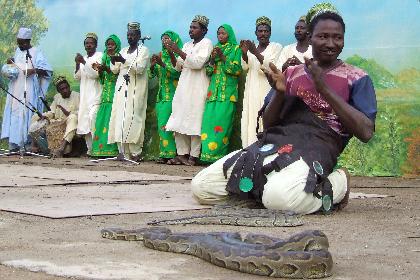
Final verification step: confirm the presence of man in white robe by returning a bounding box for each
[30,76,79,157]
[276,16,313,72]
[1,27,52,151]
[74,32,102,155]
[108,22,149,161]
[240,17,282,147]
[164,15,213,166]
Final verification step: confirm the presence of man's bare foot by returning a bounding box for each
[130,154,143,162]
[336,168,350,211]
[167,156,182,165]
[156,157,169,164]
[177,154,190,165]
[186,156,199,166]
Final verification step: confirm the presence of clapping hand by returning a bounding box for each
[150,55,157,67]
[287,56,302,67]
[92,62,102,72]
[210,46,223,60]
[239,40,249,54]
[75,53,85,64]
[164,40,179,54]
[153,54,164,66]
[304,57,325,92]
[246,40,258,55]
[264,62,286,94]
[110,53,125,64]
[240,40,257,55]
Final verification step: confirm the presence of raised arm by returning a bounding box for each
[304,58,375,142]
[263,63,286,128]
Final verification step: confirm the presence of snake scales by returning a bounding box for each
[101,227,333,278]
[148,198,304,227]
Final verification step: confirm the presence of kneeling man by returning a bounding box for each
[191,3,377,215]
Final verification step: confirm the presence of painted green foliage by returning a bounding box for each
[0,0,49,66]
[338,105,405,176]
[338,55,420,176]
[345,55,396,89]
[0,0,49,123]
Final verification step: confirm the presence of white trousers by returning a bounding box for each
[174,133,201,157]
[117,143,142,157]
[84,133,92,155]
[82,107,98,155]
[191,150,348,214]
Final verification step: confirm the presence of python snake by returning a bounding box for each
[148,198,304,227]
[101,227,333,278]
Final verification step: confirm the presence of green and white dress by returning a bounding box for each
[92,35,120,157]
[150,31,183,159]
[200,24,242,163]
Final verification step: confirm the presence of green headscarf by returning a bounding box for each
[102,34,122,67]
[217,24,237,46]
[215,24,238,60]
[161,30,183,63]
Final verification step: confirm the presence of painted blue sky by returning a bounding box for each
[37,0,420,73]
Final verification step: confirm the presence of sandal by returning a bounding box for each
[167,156,182,165]
[156,157,169,164]
[130,155,144,162]
[186,156,199,166]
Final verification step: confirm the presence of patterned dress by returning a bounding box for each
[92,35,120,157]
[200,24,242,163]
[150,31,182,159]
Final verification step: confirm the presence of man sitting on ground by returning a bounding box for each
[30,76,80,157]
[191,2,377,215]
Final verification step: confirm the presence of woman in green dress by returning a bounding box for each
[91,34,121,157]
[150,31,183,163]
[200,24,242,163]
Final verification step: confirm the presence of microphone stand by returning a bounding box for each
[91,44,143,165]
[0,50,49,158]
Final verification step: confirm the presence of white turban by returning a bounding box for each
[17,27,32,39]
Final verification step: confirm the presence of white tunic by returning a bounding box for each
[31,91,80,141]
[240,42,282,147]
[108,45,149,144]
[165,38,213,136]
[276,43,313,70]
[1,47,52,146]
[74,52,102,135]
[43,91,80,122]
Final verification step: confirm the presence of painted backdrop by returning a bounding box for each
[0,0,419,176]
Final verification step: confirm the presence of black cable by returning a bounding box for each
[0,83,42,118]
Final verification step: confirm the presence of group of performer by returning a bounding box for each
[1,8,315,163]
[1,2,378,214]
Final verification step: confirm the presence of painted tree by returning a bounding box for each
[0,0,49,66]
[403,129,420,176]
[0,0,48,123]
